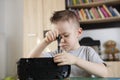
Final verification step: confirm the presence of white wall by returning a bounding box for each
[4,0,23,78]
[0,34,6,79]
[0,0,6,79]
[81,28,120,52]
[0,0,5,33]
[0,0,23,78]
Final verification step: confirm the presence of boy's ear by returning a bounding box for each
[77,28,82,37]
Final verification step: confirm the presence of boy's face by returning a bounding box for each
[54,20,82,52]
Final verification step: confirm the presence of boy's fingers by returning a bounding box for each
[45,33,51,43]
[54,54,64,60]
[52,31,56,40]
[57,62,68,66]
[45,29,59,43]
[45,30,57,42]
[54,58,63,63]
[49,31,55,41]
[54,56,61,60]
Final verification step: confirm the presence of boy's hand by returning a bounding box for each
[54,51,78,66]
[44,29,58,44]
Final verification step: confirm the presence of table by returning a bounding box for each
[60,77,120,80]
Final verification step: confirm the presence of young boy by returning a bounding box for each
[28,10,108,77]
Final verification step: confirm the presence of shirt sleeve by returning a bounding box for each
[87,47,104,63]
[42,51,57,57]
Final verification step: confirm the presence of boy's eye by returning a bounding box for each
[64,35,69,37]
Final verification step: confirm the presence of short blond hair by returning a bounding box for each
[50,10,80,29]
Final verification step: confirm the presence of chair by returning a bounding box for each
[79,37,101,55]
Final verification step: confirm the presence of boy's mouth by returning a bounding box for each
[60,44,67,47]
[61,45,68,49]
[60,43,66,46]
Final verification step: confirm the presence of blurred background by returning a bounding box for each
[0,0,120,79]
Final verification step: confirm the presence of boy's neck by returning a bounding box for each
[70,43,81,51]
[74,44,81,50]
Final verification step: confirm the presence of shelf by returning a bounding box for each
[80,16,120,24]
[67,0,120,8]
[66,0,120,30]
[81,20,120,30]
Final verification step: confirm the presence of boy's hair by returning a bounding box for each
[50,10,80,28]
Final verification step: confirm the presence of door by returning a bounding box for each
[23,0,43,57]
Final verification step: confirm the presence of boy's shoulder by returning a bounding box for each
[79,46,94,51]
[68,46,95,56]
[78,46,97,55]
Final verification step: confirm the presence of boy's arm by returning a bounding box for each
[28,30,58,58]
[54,52,109,77]
[75,58,109,77]
[28,39,49,58]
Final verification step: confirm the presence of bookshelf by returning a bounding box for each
[67,0,120,8]
[66,0,120,30]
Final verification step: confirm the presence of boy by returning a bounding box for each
[28,10,108,77]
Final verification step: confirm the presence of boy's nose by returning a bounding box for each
[60,38,65,47]
[61,38,65,43]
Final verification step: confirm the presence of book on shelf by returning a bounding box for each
[97,6,105,19]
[76,9,81,20]
[79,9,84,20]
[89,9,96,19]
[73,0,77,5]
[66,0,112,6]
[100,7,109,18]
[66,0,120,23]
[69,5,120,21]
[91,7,101,19]
[81,8,87,20]
[113,8,120,16]
[85,9,92,20]
[102,5,112,17]
[108,6,118,16]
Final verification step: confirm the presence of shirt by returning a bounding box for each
[42,46,104,77]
